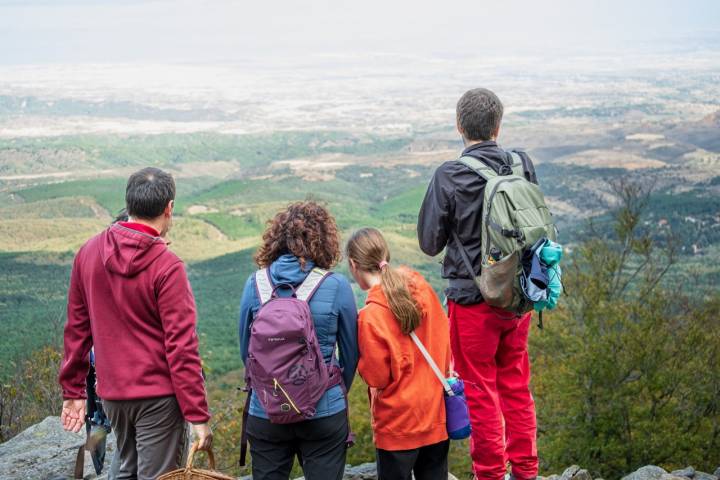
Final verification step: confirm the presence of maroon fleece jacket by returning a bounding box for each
[59,223,210,423]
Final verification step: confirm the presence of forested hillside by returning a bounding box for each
[1,56,719,477]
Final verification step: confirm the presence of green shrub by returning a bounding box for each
[531,181,720,478]
[0,346,62,442]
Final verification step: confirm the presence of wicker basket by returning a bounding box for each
[157,442,235,480]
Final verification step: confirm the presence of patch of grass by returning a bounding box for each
[14,178,127,214]
[167,217,257,263]
[187,175,366,207]
[0,196,107,219]
[0,218,108,252]
[195,212,264,240]
[372,184,427,222]
[188,249,257,375]
[0,252,72,377]
[13,176,225,217]
[0,132,411,175]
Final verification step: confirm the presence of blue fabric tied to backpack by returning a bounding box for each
[521,238,564,323]
[540,239,563,267]
[522,243,549,303]
[536,239,563,311]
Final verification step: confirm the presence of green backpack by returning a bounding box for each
[453,151,557,314]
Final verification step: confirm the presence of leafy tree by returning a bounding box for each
[532,180,720,478]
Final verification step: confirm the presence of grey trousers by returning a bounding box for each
[103,395,189,480]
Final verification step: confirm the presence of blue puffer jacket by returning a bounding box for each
[239,254,359,419]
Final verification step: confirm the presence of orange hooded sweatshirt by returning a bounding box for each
[357,267,452,451]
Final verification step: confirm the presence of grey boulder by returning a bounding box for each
[621,466,669,480]
[561,465,582,480]
[671,468,695,478]
[0,416,116,480]
[558,465,592,480]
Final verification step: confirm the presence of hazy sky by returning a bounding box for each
[1,0,718,64]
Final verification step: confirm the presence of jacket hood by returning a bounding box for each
[269,254,316,286]
[462,141,513,173]
[101,224,168,277]
[366,284,388,309]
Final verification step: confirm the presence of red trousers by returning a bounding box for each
[448,301,538,480]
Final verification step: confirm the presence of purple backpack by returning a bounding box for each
[239,267,353,466]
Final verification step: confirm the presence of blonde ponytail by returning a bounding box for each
[346,228,422,335]
[379,265,422,334]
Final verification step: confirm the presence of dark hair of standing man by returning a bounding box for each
[456,88,504,142]
[125,167,176,220]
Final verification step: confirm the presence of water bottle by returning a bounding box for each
[444,378,471,440]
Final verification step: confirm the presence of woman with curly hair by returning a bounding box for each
[238,201,358,480]
[346,227,452,480]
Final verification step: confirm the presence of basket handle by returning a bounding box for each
[185,441,217,471]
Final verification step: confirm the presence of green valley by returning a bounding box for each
[1,55,719,477]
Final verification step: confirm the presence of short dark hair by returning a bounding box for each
[125,167,176,219]
[456,88,504,142]
[113,208,129,224]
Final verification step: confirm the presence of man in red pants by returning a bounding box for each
[417,88,539,479]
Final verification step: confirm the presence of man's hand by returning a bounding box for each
[192,422,213,451]
[61,399,86,433]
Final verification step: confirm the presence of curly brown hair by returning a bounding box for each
[254,201,341,270]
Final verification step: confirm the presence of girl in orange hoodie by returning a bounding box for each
[346,227,452,480]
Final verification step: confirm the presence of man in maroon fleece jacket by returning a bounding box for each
[59,167,212,479]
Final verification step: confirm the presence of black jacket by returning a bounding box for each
[417,141,537,305]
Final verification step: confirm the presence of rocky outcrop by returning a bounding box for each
[0,418,458,480]
[1,418,717,480]
[0,416,116,480]
[617,465,719,480]
[529,464,720,480]
[544,464,594,480]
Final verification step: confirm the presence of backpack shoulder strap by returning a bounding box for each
[507,149,538,184]
[457,155,498,181]
[296,268,332,302]
[254,268,274,305]
[452,231,479,279]
[507,151,525,177]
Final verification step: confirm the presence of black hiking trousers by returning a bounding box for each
[376,439,450,480]
[246,410,348,480]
